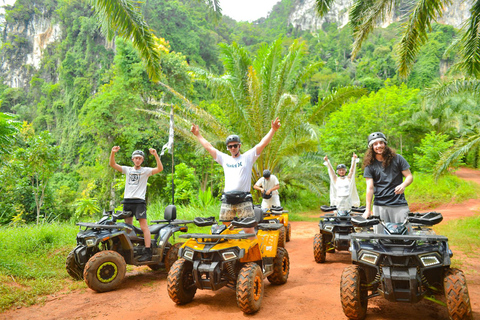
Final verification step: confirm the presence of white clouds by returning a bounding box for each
[220,0,280,22]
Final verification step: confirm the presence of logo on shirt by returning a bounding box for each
[128,173,140,185]
[226,162,243,168]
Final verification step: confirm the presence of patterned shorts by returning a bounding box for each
[219,201,255,222]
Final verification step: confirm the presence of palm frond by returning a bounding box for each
[88,0,161,81]
[350,0,397,58]
[397,0,453,78]
[456,0,480,78]
[435,132,480,176]
[315,0,339,17]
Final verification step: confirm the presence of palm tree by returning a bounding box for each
[89,0,221,81]
[315,0,480,78]
[417,78,480,174]
[149,39,329,195]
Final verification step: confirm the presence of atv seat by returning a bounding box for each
[351,206,366,213]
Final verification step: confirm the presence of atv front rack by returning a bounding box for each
[179,233,255,245]
[76,222,127,230]
[352,232,448,242]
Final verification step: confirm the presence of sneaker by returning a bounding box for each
[138,247,152,262]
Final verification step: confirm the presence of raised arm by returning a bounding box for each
[324,155,337,184]
[256,118,281,155]
[109,146,123,173]
[149,148,163,175]
[348,153,358,180]
[191,124,217,159]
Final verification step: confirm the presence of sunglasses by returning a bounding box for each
[227,144,240,149]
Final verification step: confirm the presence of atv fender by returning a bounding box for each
[240,243,262,263]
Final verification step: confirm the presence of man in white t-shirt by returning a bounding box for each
[191,118,281,235]
[109,147,163,262]
[254,169,281,209]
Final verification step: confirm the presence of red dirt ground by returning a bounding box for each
[1,169,479,320]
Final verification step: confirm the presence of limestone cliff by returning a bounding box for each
[287,0,471,30]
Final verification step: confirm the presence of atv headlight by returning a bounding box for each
[183,249,194,261]
[419,254,441,267]
[222,251,237,261]
[85,237,96,247]
[324,225,334,232]
[360,252,378,265]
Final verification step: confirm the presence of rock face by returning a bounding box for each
[287,0,471,30]
[0,1,61,88]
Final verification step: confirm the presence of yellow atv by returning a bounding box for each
[166,210,290,314]
[256,205,291,246]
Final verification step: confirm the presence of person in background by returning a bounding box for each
[254,169,281,209]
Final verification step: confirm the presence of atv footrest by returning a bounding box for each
[257,223,283,231]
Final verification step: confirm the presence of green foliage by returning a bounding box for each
[413,131,454,173]
[164,163,199,205]
[0,112,20,161]
[319,82,422,163]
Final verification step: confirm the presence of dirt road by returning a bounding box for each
[1,169,479,320]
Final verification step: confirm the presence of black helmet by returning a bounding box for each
[263,169,271,178]
[131,150,145,158]
[368,132,387,147]
[336,164,347,170]
[225,135,241,146]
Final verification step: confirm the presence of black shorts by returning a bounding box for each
[123,202,147,220]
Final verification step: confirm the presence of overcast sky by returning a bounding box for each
[220,0,280,22]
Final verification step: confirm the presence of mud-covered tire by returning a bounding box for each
[277,226,286,248]
[236,263,264,314]
[313,233,326,263]
[340,265,368,320]
[165,242,183,272]
[286,223,291,242]
[444,268,473,320]
[267,247,290,285]
[66,250,84,280]
[167,258,197,305]
[83,251,126,292]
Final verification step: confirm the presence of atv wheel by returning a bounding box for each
[286,223,292,242]
[340,265,368,320]
[84,251,126,292]
[165,243,183,272]
[167,258,197,305]
[444,268,473,320]
[267,247,290,285]
[236,263,264,314]
[313,233,326,263]
[66,249,84,280]
[278,226,286,248]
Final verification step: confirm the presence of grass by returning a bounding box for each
[434,214,480,271]
[406,172,480,209]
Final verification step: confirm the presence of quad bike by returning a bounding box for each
[66,205,192,292]
[313,205,365,263]
[340,212,473,320]
[166,208,290,314]
[255,204,291,246]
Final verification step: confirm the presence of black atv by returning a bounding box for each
[340,212,473,320]
[66,204,192,292]
[313,205,365,263]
